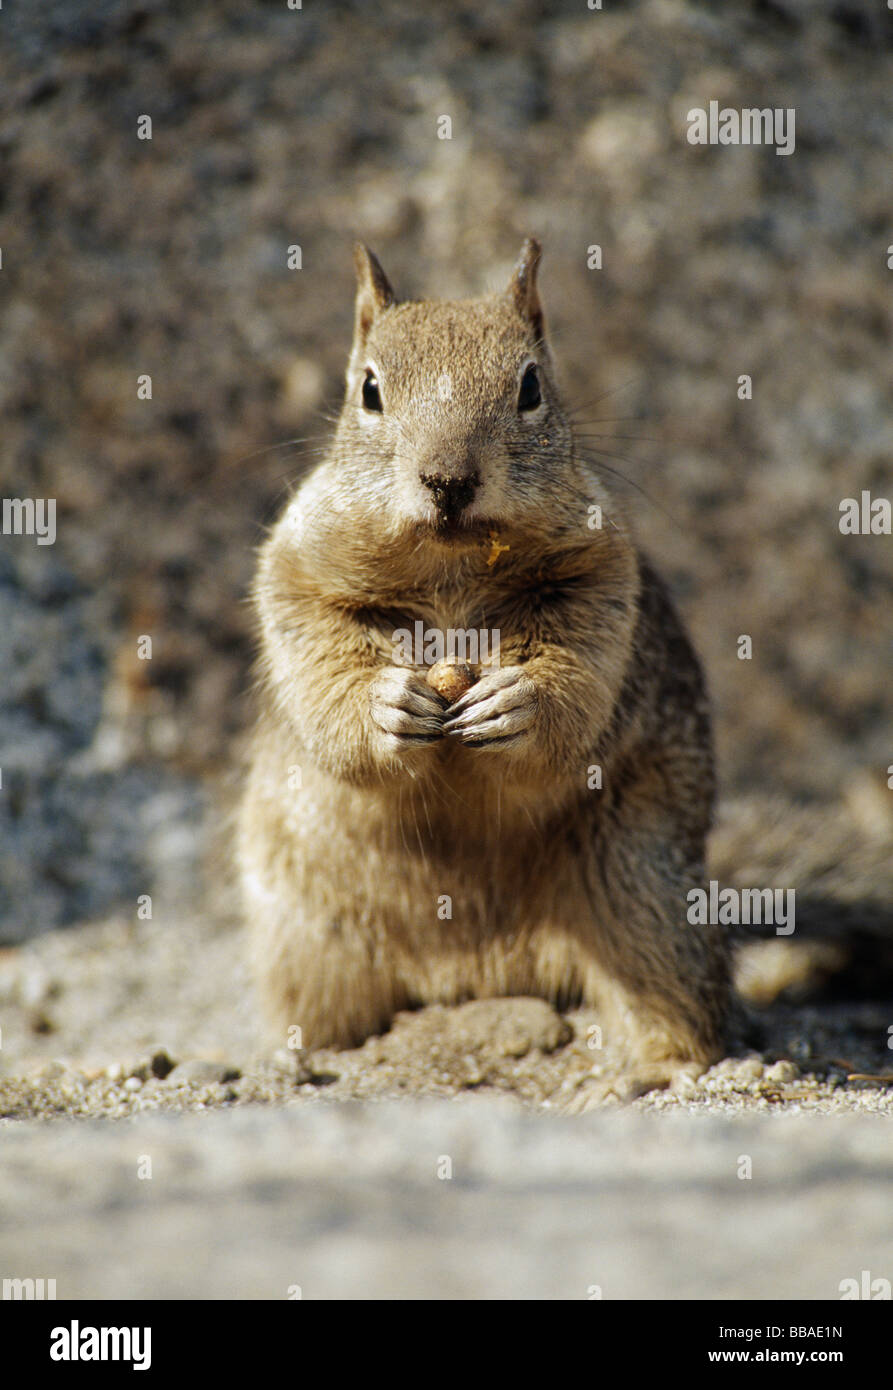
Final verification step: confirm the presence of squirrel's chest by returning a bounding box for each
[363,590,519,653]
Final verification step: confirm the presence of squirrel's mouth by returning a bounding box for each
[414,516,502,547]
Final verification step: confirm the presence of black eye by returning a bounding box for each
[362,369,383,412]
[517,363,542,412]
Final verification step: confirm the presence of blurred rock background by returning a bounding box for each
[1,0,891,942]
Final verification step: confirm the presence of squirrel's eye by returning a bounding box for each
[362,369,383,412]
[517,363,542,412]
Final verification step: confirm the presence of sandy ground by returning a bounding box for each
[4,1103,893,1300]
[2,850,891,1300]
[1,907,892,1122]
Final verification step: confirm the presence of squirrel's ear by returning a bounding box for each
[352,243,396,346]
[506,237,544,341]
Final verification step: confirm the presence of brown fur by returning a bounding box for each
[238,239,730,1100]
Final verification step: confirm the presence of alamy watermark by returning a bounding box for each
[687,881,795,935]
[838,491,891,535]
[687,102,795,157]
[3,1276,56,1299]
[50,1321,151,1371]
[1,497,56,545]
[391,621,500,667]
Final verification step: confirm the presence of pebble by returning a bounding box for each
[38,1061,69,1080]
[149,1050,177,1080]
[169,1059,241,1087]
[764,1060,800,1085]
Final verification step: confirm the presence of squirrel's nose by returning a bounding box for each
[419,470,480,525]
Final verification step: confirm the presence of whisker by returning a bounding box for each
[566,414,651,425]
[573,432,661,446]
[565,378,642,414]
[573,446,682,528]
[222,436,329,471]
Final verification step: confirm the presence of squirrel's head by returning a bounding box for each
[330,239,585,550]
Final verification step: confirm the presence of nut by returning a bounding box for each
[425,660,477,703]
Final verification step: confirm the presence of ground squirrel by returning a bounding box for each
[238,238,730,1101]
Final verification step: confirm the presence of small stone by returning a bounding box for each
[38,1060,68,1081]
[123,1076,142,1092]
[149,1049,177,1080]
[764,1059,800,1085]
[460,1055,485,1086]
[169,1059,240,1087]
[500,1032,532,1059]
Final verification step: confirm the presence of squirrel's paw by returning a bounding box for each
[559,1060,707,1112]
[442,665,538,749]
[369,667,446,751]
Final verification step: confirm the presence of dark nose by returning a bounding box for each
[419,470,480,526]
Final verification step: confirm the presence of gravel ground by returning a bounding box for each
[1,846,891,1304]
[2,908,892,1122]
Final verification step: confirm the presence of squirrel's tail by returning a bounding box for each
[709,787,893,1001]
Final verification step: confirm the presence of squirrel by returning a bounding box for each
[237,236,735,1104]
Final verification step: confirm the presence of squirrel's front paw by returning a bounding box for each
[369,667,446,754]
[442,665,538,750]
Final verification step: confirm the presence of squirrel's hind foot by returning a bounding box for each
[558,1058,713,1111]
